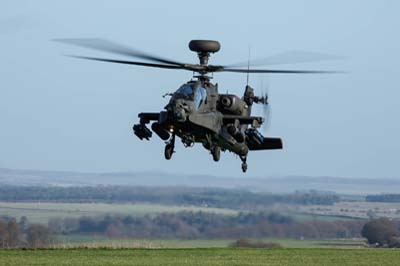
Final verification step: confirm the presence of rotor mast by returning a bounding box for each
[188,40,221,78]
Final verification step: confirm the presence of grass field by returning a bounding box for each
[299,201,400,219]
[0,248,398,266]
[0,202,237,223]
[288,212,359,222]
[0,201,358,224]
[56,236,366,249]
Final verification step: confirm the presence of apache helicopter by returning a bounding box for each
[56,39,339,172]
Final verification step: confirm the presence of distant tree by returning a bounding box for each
[267,212,294,224]
[366,194,400,203]
[62,218,79,233]
[18,216,29,232]
[361,218,398,246]
[106,224,123,238]
[48,218,64,234]
[6,219,20,247]
[27,224,53,248]
[388,236,400,248]
[0,220,9,248]
[78,216,98,233]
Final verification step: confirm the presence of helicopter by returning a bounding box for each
[56,39,339,172]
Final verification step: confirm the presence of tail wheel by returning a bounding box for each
[164,144,174,160]
[241,163,248,173]
[211,146,221,162]
[240,155,248,173]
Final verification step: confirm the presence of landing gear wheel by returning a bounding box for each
[164,144,174,160]
[211,146,221,162]
[241,163,248,173]
[164,134,175,160]
[240,155,248,173]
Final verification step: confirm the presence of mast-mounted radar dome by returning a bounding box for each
[189,40,221,53]
[189,40,220,66]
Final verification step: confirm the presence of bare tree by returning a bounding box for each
[0,220,9,248]
[6,219,20,247]
[27,224,53,248]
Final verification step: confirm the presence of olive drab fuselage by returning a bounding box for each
[134,77,283,172]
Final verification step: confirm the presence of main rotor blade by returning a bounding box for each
[221,68,342,74]
[54,38,187,67]
[67,56,341,74]
[67,55,186,70]
[226,50,346,68]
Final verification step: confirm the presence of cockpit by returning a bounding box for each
[175,84,195,100]
[173,82,207,109]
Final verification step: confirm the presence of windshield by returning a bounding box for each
[175,84,194,100]
[194,86,207,108]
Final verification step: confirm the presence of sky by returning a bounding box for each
[1,1,399,178]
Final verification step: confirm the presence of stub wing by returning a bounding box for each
[245,128,283,150]
[222,115,264,126]
[248,137,283,150]
[138,112,160,122]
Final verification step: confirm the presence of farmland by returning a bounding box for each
[0,202,237,223]
[0,201,356,225]
[299,201,400,219]
[0,248,398,266]
[56,236,366,249]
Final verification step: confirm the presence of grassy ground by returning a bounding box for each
[0,202,237,223]
[0,248,398,266]
[57,236,366,249]
[0,201,358,224]
[299,201,400,219]
[289,212,360,222]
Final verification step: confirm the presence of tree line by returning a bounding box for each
[0,216,53,248]
[0,186,340,208]
[49,211,365,240]
[1,213,399,248]
[366,194,400,203]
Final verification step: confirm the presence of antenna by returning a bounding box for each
[246,47,251,86]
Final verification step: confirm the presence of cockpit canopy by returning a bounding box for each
[175,84,195,100]
[173,82,207,109]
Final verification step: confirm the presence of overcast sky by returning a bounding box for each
[1,1,399,178]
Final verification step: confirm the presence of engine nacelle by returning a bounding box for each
[218,94,247,115]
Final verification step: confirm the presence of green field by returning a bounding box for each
[57,236,366,249]
[0,202,237,223]
[288,212,359,222]
[0,248,398,266]
[0,201,357,225]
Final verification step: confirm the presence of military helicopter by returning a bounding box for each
[56,39,339,172]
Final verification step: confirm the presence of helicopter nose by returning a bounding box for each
[174,106,186,122]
